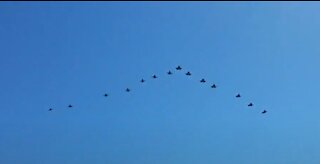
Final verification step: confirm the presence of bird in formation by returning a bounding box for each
[51,65,266,115]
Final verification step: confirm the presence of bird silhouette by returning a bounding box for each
[211,84,217,88]
[248,103,253,107]
[126,88,131,92]
[68,105,73,108]
[186,72,191,76]
[261,110,267,114]
[176,66,182,70]
[236,94,241,98]
[140,79,145,83]
[200,78,206,83]
[167,71,172,75]
[104,93,108,97]
[48,108,53,111]
[152,75,157,79]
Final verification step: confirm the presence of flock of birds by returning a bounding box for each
[48,65,268,115]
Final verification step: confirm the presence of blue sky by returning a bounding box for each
[1,2,320,164]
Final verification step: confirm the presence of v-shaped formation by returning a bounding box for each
[49,65,267,115]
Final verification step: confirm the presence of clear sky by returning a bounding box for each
[1,2,320,164]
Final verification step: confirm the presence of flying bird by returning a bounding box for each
[211,84,217,88]
[176,66,182,70]
[186,72,191,76]
[152,75,157,79]
[104,93,108,97]
[200,78,206,83]
[248,103,253,107]
[48,108,53,111]
[140,79,145,83]
[236,94,241,98]
[126,88,131,92]
[261,110,267,114]
[167,71,172,75]
[68,105,73,108]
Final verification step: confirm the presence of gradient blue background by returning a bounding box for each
[1,2,320,164]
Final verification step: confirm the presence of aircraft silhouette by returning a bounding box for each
[47,65,269,116]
